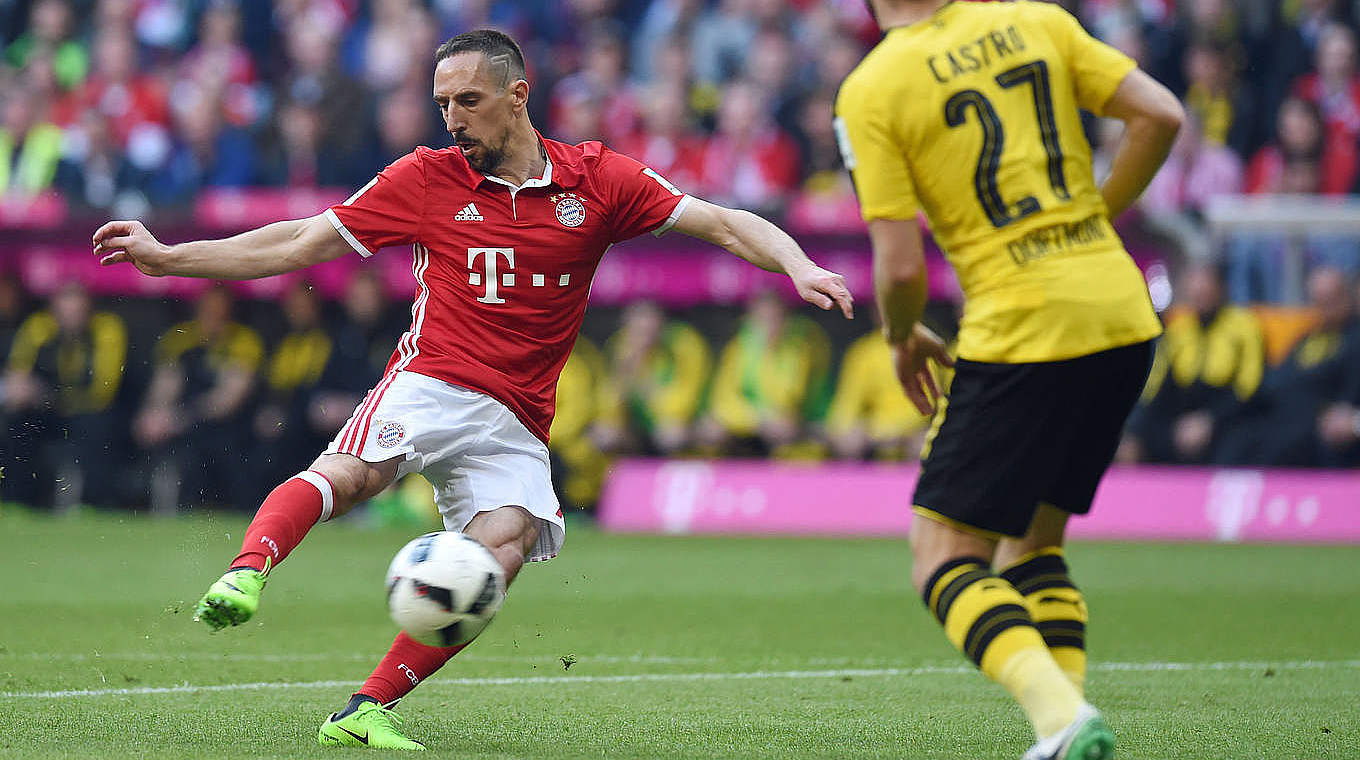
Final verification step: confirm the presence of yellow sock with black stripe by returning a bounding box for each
[922,557,1083,739]
[1000,548,1088,695]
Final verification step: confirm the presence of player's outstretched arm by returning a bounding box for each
[669,196,854,318]
[92,214,353,280]
[1100,69,1185,219]
[868,218,953,416]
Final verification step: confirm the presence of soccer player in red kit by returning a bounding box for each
[92,30,853,750]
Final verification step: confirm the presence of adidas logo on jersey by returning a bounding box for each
[454,203,484,222]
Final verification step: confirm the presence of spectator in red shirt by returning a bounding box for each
[697,80,800,214]
[1290,22,1360,194]
[615,82,704,191]
[1246,96,1325,194]
[1230,94,1359,301]
[549,80,606,145]
[177,0,260,128]
[57,28,170,155]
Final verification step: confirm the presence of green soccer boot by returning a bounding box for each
[193,559,270,631]
[1021,703,1115,760]
[318,700,426,750]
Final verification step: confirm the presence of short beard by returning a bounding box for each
[466,132,510,174]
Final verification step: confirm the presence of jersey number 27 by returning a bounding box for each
[944,60,1070,229]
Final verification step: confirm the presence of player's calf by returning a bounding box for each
[910,515,1086,744]
[322,506,540,748]
[1000,547,1088,694]
[195,455,401,632]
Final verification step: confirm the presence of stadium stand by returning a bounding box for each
[3,0,1360,511]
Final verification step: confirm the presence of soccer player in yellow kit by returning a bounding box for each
[835,2,1183,758]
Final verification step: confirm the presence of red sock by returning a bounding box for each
[357,632,467,704]
[231,471,335,571]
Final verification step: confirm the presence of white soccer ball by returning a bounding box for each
[385,531,506,647]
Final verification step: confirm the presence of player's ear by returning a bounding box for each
[510,79,529,112]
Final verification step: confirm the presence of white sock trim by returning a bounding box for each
[295,470,335,523]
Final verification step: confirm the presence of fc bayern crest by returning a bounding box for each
[376,421,406,449]
[553,193,586,228]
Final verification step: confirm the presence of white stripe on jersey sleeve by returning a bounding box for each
[324,208,373,258]
[652,194,692,238]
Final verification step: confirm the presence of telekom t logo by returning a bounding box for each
[467,246,572,304]
[468,247,515,304]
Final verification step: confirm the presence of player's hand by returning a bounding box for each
[790,264,854,319]
[890,323,954,416]
[92,220,174,276]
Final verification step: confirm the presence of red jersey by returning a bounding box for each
[325,135,688,443]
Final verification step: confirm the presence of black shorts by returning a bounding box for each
[912,340,1154,538]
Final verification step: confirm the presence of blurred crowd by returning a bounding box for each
[0,271,949,511]
[1121,263,1360,469]
[0,0,881,219]
[3,264,1360,513]
[2,0,1360,225]
[5,0,1360,512]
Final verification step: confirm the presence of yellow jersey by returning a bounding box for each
[835,0,1162,363]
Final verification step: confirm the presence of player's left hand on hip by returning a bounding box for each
[891,324,953,416]
[791,265,854,319]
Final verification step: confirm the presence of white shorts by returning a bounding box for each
[326,370,563,562]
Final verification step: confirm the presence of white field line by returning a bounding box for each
[5,652,716,665]
[3,659,1358,701]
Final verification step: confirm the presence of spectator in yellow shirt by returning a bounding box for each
[1123,264,1264,463]
[135,285,262,512]
[594,301,712,456]
[1220,268,1359,465]
[549,336,610,510]
[826,328,949,461]
[699,291,832,457]
[3,281,126,507]
[254,281,336,489]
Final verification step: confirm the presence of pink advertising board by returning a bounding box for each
[5,242,960,305]
[598,460,1360,543]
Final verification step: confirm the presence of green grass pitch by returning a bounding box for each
[0,509,1356,759]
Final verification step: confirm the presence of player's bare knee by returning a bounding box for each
[309,453,398,506]
[909,514,998,593]
[464,506,538,582]
[355,465,397,501]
